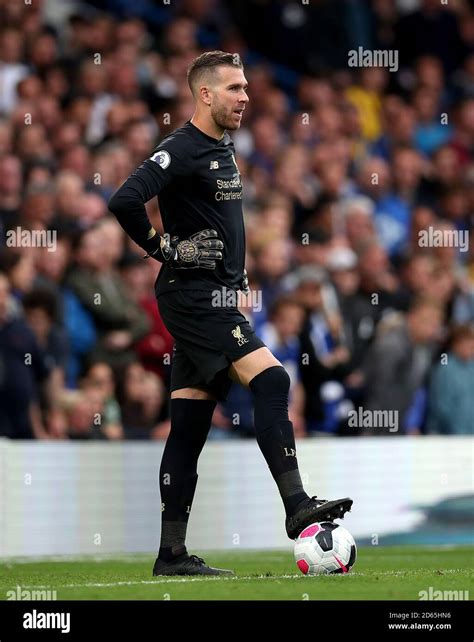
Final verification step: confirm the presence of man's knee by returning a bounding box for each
[249,365,290,396]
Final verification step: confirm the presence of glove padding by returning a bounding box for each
[240,268,250,294]
[146,229,223,270]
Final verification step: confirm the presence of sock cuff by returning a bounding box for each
[276,469,304,497]
[160,521,187,548]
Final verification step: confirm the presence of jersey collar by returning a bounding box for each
[187,120,229,145]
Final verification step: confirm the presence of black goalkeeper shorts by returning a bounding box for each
[156,288,265,401]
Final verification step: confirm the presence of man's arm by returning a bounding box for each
[108,143,223,268]
[108,153,177,259]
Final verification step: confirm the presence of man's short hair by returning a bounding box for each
[187,51,243,95]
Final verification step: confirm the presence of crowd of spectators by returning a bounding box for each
[0,0,472,440]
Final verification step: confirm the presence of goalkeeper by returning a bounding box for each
[109,51,352,577]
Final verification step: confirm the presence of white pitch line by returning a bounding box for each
[21,575,299,589]
[15,568,467,591]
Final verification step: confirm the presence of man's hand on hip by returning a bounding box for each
[145,229,224,269]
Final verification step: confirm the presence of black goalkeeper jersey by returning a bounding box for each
[109,121,245,296]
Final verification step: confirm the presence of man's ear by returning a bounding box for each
[200,85,212,106]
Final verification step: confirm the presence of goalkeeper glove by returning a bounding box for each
[144,228,224,270]
[240,268,250,294]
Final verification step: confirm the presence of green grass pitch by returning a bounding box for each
[1,546,472,601]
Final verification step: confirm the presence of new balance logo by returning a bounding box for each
[284,447,296,457]
[231,325,249,347]
[210,161,219,170]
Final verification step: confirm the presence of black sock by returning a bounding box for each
[158,398,215,562]
[249,366,309,516]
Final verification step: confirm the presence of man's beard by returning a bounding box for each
[212,103,238,131]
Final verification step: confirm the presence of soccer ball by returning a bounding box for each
[294,522,357,575]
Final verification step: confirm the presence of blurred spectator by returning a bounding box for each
[395,0,464,74]
[258,296,306,436]
[449,98,474,166]
[0,154,22,241]
[0,28,29,114]
[81,362,124,440]
[58,389,104,440]
[327,246,374,374]
[346,68,387,142]
[362,298,444,435]
[413,86,453,156]
[399,253,435,307]
[22,287,68,404]
[0,249,36,301]
[427,324,474,435]
[253,238,292,325]
[119,252,174,380]
[33,234,97,388]
[66,223,150,367]
[117,361,169,439]
[0,271,51,438]
[339,196,377,252]
[294,266,352,431]
[356,240,405,319]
